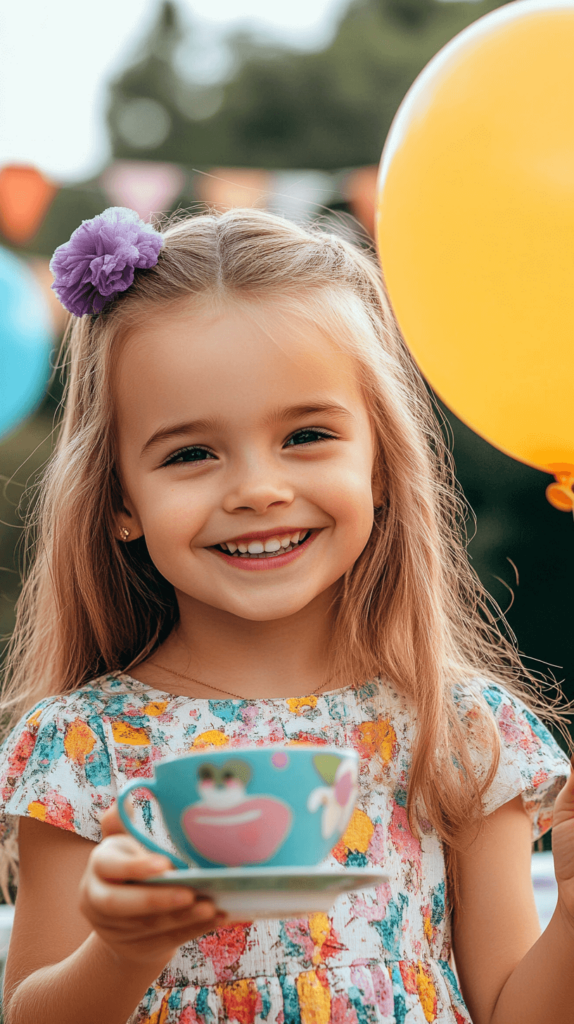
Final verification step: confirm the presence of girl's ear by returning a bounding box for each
[115,501,144,544]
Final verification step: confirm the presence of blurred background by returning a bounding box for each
[1,0,572,768]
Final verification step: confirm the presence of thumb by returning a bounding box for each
[552,763,574,831]
[99,800,129,840]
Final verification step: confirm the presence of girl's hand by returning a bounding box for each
[79,803,226,967]
[550,764,574,928]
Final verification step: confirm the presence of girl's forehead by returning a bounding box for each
[120,299,353,366]
[114,301,366,434]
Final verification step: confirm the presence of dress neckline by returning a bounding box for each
[115,671,362,703]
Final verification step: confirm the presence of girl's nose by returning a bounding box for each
[222,460,294,516]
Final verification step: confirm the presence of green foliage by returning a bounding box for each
[443,406,574,710]
[107,0,511,169]
[0,407,56,643]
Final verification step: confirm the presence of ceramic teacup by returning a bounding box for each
[117,744,359,870]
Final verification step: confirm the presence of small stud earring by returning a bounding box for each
[119,527,131,541]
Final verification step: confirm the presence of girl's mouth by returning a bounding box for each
[209,529,319,571]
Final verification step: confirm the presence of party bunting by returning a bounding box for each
[344,166,378,238]
[0,166,58,245]
[100,160,186,222]
[196,169,271,211]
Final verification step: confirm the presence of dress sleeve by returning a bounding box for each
[0,696,116,851]
[463,681,571,840]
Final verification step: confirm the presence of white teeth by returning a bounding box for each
[218,531,311,557]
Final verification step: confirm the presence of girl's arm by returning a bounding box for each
[4,806,224,1024]
[453,776,574,1024]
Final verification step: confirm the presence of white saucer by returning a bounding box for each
[145,864,389,920]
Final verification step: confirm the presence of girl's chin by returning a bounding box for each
[175,588,327,622]
[216,597,321,622]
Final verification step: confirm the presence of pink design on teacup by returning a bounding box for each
[335,771,353,806]
[271,751,289,769]
[182,796,292,866]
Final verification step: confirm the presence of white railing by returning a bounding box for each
[531,850,558,930]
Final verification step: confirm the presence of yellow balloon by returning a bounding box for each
[376,0,574,510]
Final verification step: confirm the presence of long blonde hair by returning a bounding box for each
[2,208,570,901]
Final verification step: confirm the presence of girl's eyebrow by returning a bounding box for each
[140,417,225,457]
[140,404,352,458]
[263,403,353,425]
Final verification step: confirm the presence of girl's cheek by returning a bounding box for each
[147,487,207,528]
[323,476,375,522]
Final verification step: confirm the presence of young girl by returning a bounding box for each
[0,205,573,1024]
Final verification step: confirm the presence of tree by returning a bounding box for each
[107,0,511,170]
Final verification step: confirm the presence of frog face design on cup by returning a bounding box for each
[181,758,293,866]
[116,745,360,870]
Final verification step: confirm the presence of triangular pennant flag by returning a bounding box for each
[101,161,186,222]
[343,166,378,237]
[197,169,271,211]
[267,170,336,223]
[0,165,58,245]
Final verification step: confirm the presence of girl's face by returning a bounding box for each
[114,298,378,623]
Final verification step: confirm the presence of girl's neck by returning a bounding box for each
[134,585,340,700]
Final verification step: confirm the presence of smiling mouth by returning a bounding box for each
[211,530,312,560]
[193,808,262,826]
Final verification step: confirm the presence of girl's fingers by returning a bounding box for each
[99,799,173,864]
[127,905,227,948]
[87,803,224,941]
[159,915,227,946]
[99,801,127,839]
[128,899,223,937]
[92,834,174,880]
[86,874,198,919]
[553,766,574,830]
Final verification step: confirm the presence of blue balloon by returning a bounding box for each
[0,247,54,441]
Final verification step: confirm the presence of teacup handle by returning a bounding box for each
[116,779,188,870]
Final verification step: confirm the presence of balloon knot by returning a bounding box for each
[546,467,574,512]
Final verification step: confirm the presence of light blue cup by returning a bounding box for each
[117,745,359,870]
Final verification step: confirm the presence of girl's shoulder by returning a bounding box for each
[455,676,571,838]
[454,675,564,752]
[0,672,162,796]
[0,674,148,849]
[1,671,165,739]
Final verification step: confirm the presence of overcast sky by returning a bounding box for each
[0,0,350,181]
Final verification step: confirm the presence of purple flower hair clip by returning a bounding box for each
[49,207,164,317]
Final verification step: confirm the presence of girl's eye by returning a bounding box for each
[283,428,337,448]
[163,446,216,466]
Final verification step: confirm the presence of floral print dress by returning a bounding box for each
[0,673,569,1024]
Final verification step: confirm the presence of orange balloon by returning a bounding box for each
[376,0,574,509]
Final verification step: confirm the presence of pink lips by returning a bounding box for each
[182,796,292,866]
[211,529,319,571]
